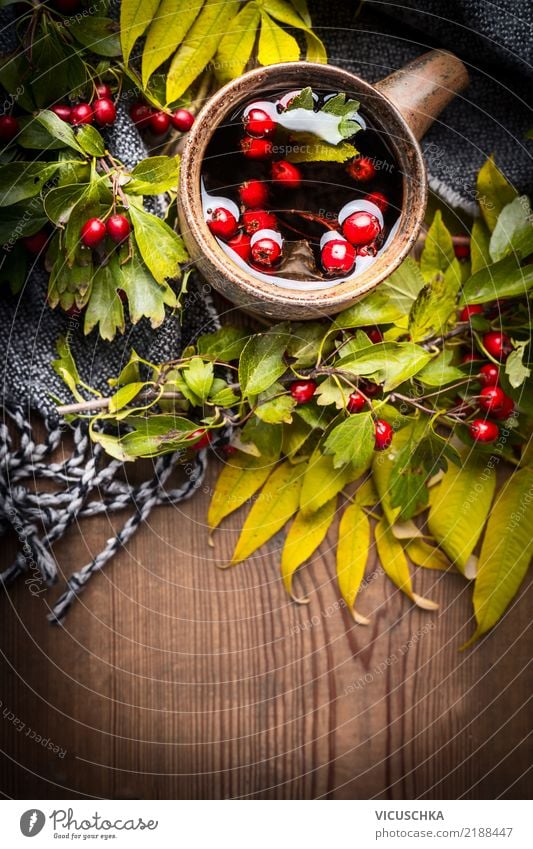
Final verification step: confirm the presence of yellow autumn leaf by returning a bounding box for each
[142,0,204,87]
[281,497,337,602]
[229,460,304,565]
[257,11,300,65]
[354,477,379,507]
[214,1,261,83]
[120,0,160,65]
[406,539,451,572]
[300,449,367,515]
[375,520,438,610]
[207,451,274,532]
[336,503,371,624]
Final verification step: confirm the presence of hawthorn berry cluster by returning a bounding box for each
[129,102,194,137]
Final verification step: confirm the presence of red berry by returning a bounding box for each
[189,429,212,451]
[50,104,71,122]
[360,379,381,397]
[243,108,276,138]
[130,102,152,127]
[206,207,238,241]
[271,160,302,189]
[364,191,388,213]
[454,242,470,260]
[346,156,376,182]
[117,288,127,303]
[70,103,93,125]
[239,180,269,209]
[241,136,273,159]
[242,209,277,235]
[459,304,483,322]
[365,328,383,344]
[95,84,112,99]
[22,229,48,254]
[461,353,478,364]
[483,331,512,361]
[170,108,194,132]
[250,235,281,267]
[374,419,393,451]
[149,111,170,135]
[469,419,499,443]
[479,386,506,413]
[80,217,106,247]
[0,115,19,141]
[493,395,515,420]
[106,214,130,243]
[321,239,356,275]
[226,232,252,262]
[290,380,316,405]
[479,363,500,387]
[93,97,116,126]
[343,210,381,247]
[347,390,366,413]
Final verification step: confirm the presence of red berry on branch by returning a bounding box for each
[171,108,194,132]
[271,160,302,189]
[106,214,130,243]
[321,238,356,275]
[243,108,276,138]
[22,229,48,254]
[483,331,512,361]
[226,232,252,262]
[242,209,277,235]
[461,353,478,364]
[50,104,71,122]
[365,328,383,344]
[0,115,19,141]
[364,191,388,213]
[343,210,381,247]
[239,180,269,209]
[479,386,506,413]
[454,242,470,260]
[374,419,393,451]
[189,429,212,451]
[70,103,93,125]
[290,380,317,405]
[93,97,116,126]
[492,395,515,420]
[346,156,376,182]
[469,419,499,443]
[206,207,238,241]
[250,234,281,267]
[149,111,170,134]
[241,136,273,159]
[360,379,381,397]
[130,102,152,127]
[80,217,106,247]
[347,390,366,413]
[479,363,500,387]
[459,304,484,322]
[95,83,112,99]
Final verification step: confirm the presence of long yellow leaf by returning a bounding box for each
[207,451,275,532]
[121,0,161,65]
[166,0,240,104]
[406,539,451,572]
[428,450,496,578]
[463,468,533,647]
[263,0,326,62]
[142,0,204,87]
[214,2,261,83]
[281,497,337,602]
[257,11,300,65]
[337,503,371,624]
[229,460,304,565]
[300,449,367,515]
[375,520,438,610]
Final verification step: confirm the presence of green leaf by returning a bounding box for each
[230,460,304,565]
[238,325,289,397]
[120,0,160,65]
[470,218,491,274]
[31,36,86,109]
[44,183,89,226]
[459,255,533,304]
[142,0,204,86]
[505,339,531,388]
[418,349,465,387]
[315,377,347,409]
[255,382,296,424]
[0,242,26,294]
[197,325,249,361]
[84,262,124,340]
[286,86,314,111]
[337,342,432,390]
[115,251,177,327]
[36,111,84,153]
[119,414,200,457]
[489,196,533,262]
[51,336,98,403]
[378,257,426,313]
[166,0,240,103]
[240,415,283,459]
[0,201,47,243]
[76,125,106,157]
[215,1,261,83]
[463,468,533,647]
[375,520,438,610]
[108,382,146,414]
[282,416,313,457]
[129,204,187,283]
[323,412,374,470]
[408,261,461,341]
[300,448,365,514]
[69,16,121,57]
[281,497,337,600]
[257,10,300,65]
[334,289,404,330]
[0,161,59,206]
[286,321,331,366]
[126,156,180,195]
[17,115,68,150]
[420,210,455,281]
[208,451,274,531]
[64,180,101,265]
[286,136,357,163]
[183,357,214,402]
[336,503,371,623]
[477,156,518,231]
[428,450,496,578]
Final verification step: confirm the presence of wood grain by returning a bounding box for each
[0,461,531,799]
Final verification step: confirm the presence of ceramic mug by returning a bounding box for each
[178,52,468,319]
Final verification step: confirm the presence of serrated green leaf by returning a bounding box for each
[334,289,405,330]
[489,196,533,262]
[208,451,275,531]
[197,325,249,361]
[470,217,491,274]
[418,349,465,387]
[323,412,374,469]
[52,335,99,403]
[336,503,371,622]
[420,210,455,281]
[142,0,204,86]
[183,357,214,402]
[337,342,432,390]
[505,339,531,388]
[69,16,121,57]
[375,519,438,610]
[408,260,461,342]
[281,497,336,600]
[0,161,60,206]
[129,204,187,283]
[238,325,289,397]
[379,256,426,313]
[459,255,533,304]
[214,1,260,83]
[477,156,518,231]
[286,135,357,163]
[126,155,180,195]
[286,321,331,366]
[255,382,296,424]
[118,252,177,327]
[315,377,347,409]
[121,0,160,65]
[76,124,106,157]
[83,261,124,340]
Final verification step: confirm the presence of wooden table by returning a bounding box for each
[0,459,531,800]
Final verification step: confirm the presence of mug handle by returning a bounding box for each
[374,50,469,141]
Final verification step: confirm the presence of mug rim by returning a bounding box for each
[179,61,427,315]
